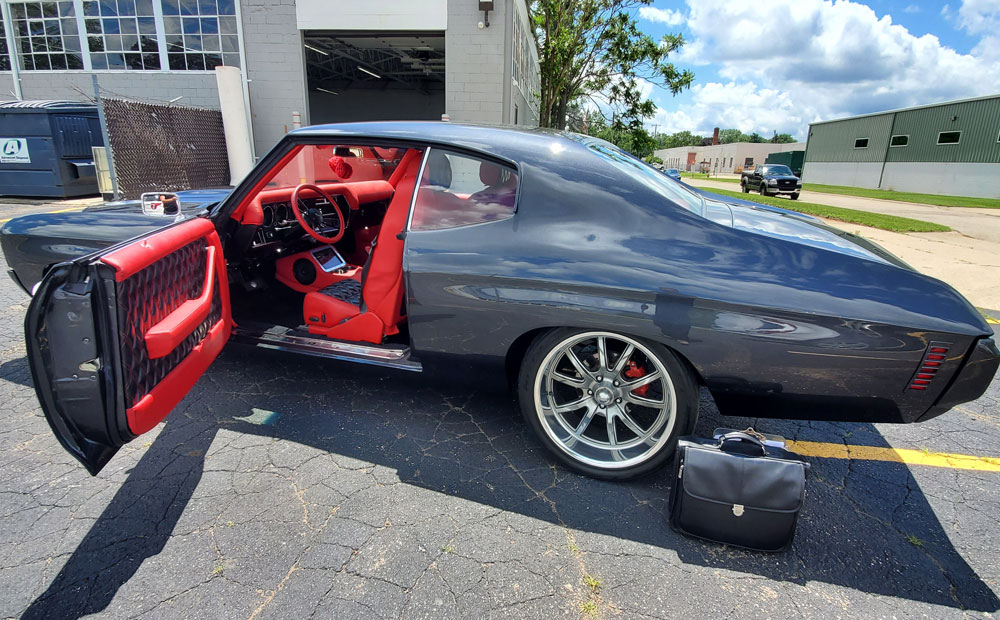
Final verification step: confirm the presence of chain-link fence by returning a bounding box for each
[101,97,229,200]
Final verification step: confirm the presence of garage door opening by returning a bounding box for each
[304,33,445,124]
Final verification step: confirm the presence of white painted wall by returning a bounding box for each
[881,162,1000,199]
[800,162,883,187]
[655,142,806,173]
[295,0,447,30]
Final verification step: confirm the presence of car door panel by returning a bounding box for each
[25,216,231,474]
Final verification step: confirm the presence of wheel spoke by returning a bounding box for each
[606,414,618,447]
[623,371,661,391]
[611,343,634,375]
[596,336,609,371]
[551,396,589,414]
[615,405,647,438]
[564,348,593,382]
[574,405,598,436]
[551,371,586,387]
[625,392,665,408]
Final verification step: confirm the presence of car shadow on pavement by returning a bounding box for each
[16,347,1000,617]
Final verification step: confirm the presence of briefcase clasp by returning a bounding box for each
[732,504,744,517]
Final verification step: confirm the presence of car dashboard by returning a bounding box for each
[252,194,350,248]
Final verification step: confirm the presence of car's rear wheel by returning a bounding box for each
[518,329,697,480]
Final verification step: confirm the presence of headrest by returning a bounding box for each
[328,156,353,179]
[425,150,452,189]
[333,146,356,157]
[479,161,501,186]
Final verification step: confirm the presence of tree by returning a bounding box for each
[772,133,796,143]
[718,128,747,144]
[531,0,694,142]
[655,131,704,149]
[747,132,766,143]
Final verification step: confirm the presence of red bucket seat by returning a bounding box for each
[301,149,423,344]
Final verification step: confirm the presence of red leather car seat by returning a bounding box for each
[302,149,423,344]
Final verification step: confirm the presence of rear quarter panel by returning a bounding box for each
[403,154,988,424]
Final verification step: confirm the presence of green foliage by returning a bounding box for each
[655,130,704,148]
[531,0,693,144]
[645,154,663,164]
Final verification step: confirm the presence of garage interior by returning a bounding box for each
[303,33,446,124]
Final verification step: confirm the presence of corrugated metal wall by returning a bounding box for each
[803,113,893,162]
[887,97,1000,163]
[805,96,1000,164]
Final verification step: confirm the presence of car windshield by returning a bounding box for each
[764,165,793,175]
[582,139,705,214]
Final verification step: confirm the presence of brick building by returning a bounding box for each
[0,0,540,158]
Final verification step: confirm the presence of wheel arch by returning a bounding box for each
[503,325,707,390]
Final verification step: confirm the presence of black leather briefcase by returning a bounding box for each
[669,431,809,552]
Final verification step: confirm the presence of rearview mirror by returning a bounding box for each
[140,192,182,217]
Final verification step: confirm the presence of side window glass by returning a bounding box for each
[410,149,518,231]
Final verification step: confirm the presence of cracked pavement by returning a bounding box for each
[0,248,998,620]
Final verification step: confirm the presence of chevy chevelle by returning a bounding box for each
[3,123,997,480]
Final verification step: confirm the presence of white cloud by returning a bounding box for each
[903,4,921,12]
[638,6,685,25]
[652,0,1000,139]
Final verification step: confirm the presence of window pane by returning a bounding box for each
[117,0,136,16]
[58,1,75,17]
[890,135,908,147]
[185,52,204,69]
[50,52,67,69]
[219,15,236,34]
[854,138,869,148]
[222,52,239,67]
[198,0,215,14]
[83,1,99,16]
[102,17,119,33]
[204,52,222,69]
[179,0,198,15]
[220,34,237,52]
[168,52,185,69]
[99,0,116,16]
[937,131,961,145]
[136,0,153,14]
[42,2,58,18]
[411,150,518,231]
[138,16,155,33]
[142,52,159,69]
[107,51,124,67]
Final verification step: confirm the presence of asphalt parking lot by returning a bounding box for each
[0,248,998,619]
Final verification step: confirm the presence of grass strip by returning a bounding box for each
[708,188,952,233]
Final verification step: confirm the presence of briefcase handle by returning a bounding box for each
[719,431,767,456]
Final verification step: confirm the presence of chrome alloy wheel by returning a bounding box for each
[532,332,677,469]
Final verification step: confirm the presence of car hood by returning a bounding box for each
[84,188,232,214]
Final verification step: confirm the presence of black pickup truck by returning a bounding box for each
[741,164,802,200]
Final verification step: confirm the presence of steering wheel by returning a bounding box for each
[291,183,346,244]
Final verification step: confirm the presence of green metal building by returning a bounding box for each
[801,94,1000,198]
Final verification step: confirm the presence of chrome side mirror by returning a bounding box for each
[140,192,182,217]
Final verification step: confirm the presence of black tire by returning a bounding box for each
[760,184,768,197]
[517,328,698,480]
[741,180,749,193]
[790,193,800,201]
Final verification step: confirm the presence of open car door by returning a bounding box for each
[25,217,232,475]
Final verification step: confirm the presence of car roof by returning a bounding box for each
[289,121,595,166]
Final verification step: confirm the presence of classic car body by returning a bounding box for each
[7,122,998,479]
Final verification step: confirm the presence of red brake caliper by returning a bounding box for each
[623,360,650,397]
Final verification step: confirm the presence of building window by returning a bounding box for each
[0,10,10,69]
[9,1,84,70]
[6,0,239,71]
[937,131,961,145]
[854,138,869,149]
[513,103,518,125]
[162,0,239,70]
[744,157,753,167]
[83,0,160,70]
[889,134,909,147]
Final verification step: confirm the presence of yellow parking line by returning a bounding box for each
[786,440,1000,472]
[0,205,86,224]
[986,316,1000,325]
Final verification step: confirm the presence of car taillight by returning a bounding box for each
[908,342,951,391]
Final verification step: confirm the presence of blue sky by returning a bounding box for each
[631,0,1000,140]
